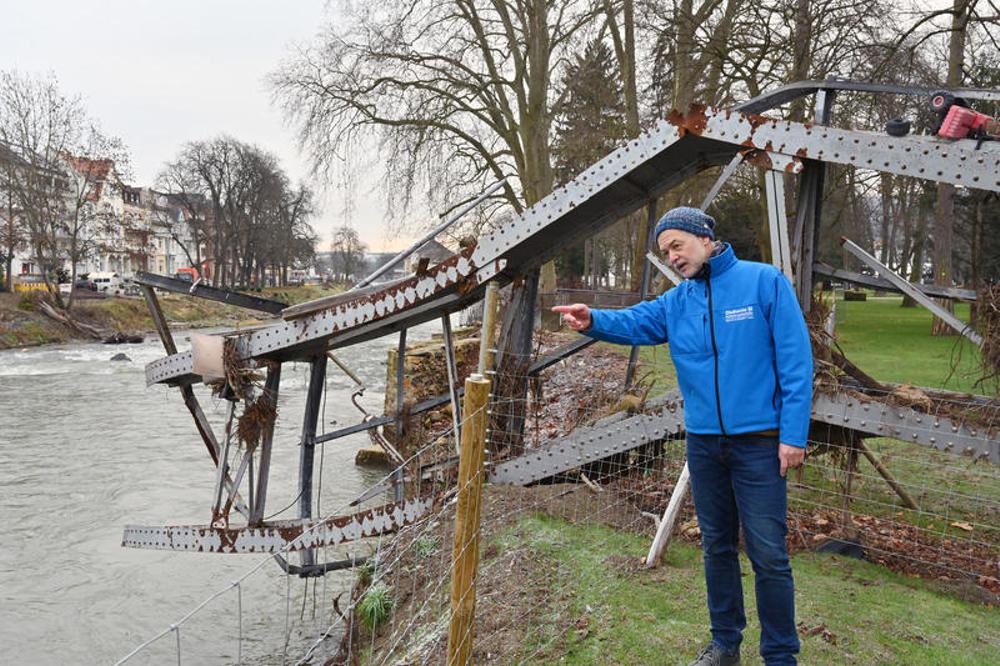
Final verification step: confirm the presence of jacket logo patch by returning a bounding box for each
[724,305,754,323]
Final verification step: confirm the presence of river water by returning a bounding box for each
[0,322,443,664]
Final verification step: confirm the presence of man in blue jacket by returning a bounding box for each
[553,206,813,666]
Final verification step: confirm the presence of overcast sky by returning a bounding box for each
[1,0,411,251]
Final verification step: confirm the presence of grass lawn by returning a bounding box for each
[831,293,986,394]
[608,291,988,397]
[491,514,1000,665]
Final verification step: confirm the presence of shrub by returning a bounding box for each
[17,291,46,311]
[357,583,395,632]
[414,534,439,559]
[358,557,378,587]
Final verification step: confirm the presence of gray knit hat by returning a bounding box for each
[654,207,716,241]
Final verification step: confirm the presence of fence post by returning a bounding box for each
[447,373,491,666]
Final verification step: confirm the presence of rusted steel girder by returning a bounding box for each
[121,494,440,554]
[146,105,1000,389]
[145,248,505,386]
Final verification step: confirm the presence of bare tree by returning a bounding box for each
[329,225,367,283]
[272,0,603,326]
[0,156,27,291]
[0,70,130,309]
[158,136,317,287]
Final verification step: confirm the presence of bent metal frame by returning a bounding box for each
[122,79,1000,576]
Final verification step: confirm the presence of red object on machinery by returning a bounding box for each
[936,104,995,139]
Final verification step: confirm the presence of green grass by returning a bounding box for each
[831,293,984,393]
[490,514,1000,665]
[609,292,988,397]
[601,341,679,394]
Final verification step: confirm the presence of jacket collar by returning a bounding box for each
[692,242,737,281]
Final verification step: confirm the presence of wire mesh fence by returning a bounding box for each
[333,351,1000,664]
[114,337,1000,665]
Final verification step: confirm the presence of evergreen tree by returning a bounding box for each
[551,40,628,286]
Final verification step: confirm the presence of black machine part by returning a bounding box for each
[885,118,911,137]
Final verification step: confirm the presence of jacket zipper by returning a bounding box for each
[705,274,727,435]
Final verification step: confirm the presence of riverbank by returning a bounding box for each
[0,284,347,350]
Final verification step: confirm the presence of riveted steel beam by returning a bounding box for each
[490,391,685,486]
[145,254,507,385]
[840,237,983,346]
[737,79,1000,115]
[146,103,1000,387]
[491,388,999,488]
[134,271,288,314]
[812,263,977,301]
[121,494,439,554]
[811,392,999,465]
[765,170,793,280]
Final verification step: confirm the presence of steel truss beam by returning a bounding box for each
[813,263,977,301]
[145,253,506,385]
[765,170,793,280]
[145,100,1000,387]
[812,392,999,465]
[121,495,439,554]
[737,79,1000,115]
[491,389,999,488]
[133,271,287,314]
[489,392,685,486]
[840,237,983,346]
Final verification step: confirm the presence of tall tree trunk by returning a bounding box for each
[673,0,698,110]
[970,196,982,326]
[522,0,560,330]
[903,204,930,307]
[932,0,970,335]
[787,0,813,122]
[605,0,650,293]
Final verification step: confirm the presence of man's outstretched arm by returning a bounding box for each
[552,297,669,346]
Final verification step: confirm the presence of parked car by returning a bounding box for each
[90,271,123,294]
[121,277,141,297]
[75,278,97,291]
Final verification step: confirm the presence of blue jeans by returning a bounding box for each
[686,433,800,665]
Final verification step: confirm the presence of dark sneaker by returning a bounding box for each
[687,643,741,666]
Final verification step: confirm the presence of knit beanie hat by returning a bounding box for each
[654,207,716,241]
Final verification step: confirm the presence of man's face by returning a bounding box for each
[658,229,714,278]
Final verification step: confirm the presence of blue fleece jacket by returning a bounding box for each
[587,244,813,447]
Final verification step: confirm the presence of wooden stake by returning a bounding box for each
[857,439,919,510]
[447,374,491,666]
[645,462,691,568]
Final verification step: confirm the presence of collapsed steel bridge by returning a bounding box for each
[123,79,1000,573]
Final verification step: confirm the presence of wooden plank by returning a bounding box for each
[644,463,690,568]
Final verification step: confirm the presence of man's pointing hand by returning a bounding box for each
[552,303,592,332]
